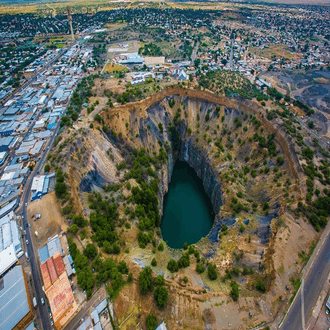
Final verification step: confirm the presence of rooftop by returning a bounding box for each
[0,265,31,330]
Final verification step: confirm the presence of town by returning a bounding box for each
[0,2,330,330]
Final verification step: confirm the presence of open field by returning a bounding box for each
[27,191,68,250]
[250,44,297,60]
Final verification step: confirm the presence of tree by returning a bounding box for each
[118,260,129,274]
[178,253,190,268]
[167,259,178,273]
[68,224,78,235]
[44,164,50,173]
[256,279,266,293]
[83,243,97,259]
[207,264,217,280]
[231,280,239,301]
[196,263,205,274]
[112,243,120,254]
[138,266,153,295]
[146,313,158,330]
[155,275,165,286]
[154,286,169,309]
[151,258,157,267]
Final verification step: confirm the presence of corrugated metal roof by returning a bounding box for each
[25,321,35,330]
[91,310,99,324]
[77,316,93,330]
[47,257,58,284]
[53,252,65,276]
[94,322,102,330]
[0,265,30,330]
[95,299,107,314]
[39,245,50,264]
[156,322,167,330]
[47,236,61,257]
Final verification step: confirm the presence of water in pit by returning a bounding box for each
[160,161,214,249]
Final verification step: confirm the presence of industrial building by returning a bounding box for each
[31,172,55,201]
[0,211,21,256]
[39,237,78,330]
[119,52,144,65]
[0,265,34,330]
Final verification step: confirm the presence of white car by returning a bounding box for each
[41,298,45,305]
[25,203,27,206]
[26,240,29,245]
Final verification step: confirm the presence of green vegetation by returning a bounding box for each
[146,313,158,330]
[138,266,154,295]
[139,42,162,56]
[198,69,262,100]
[61,75,96,127]
[230,280,239,301]
[207,264,217,280]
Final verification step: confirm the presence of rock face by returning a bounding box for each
[178,138,223,215]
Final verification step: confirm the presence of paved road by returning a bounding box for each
[20,117,63,330]
[281,233,330,329]
[191,41,199,66]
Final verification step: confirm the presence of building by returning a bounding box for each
[0,211,21,259]
[156,322,168,330]
[0,265,34,330]
[119,52,144,65]
[145,56,165,65]
[0,151,7,165]
[326,295,330,311]
[40,249,78,329]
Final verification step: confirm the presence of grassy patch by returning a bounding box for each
[105,64,126,72]
[298,239,317,263]
[289,277,302,303]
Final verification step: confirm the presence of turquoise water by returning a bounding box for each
[160,161,214,249]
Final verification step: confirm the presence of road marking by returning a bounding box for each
[301,277,305,330]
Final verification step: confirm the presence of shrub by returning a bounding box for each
[196,263,205,274]
[138,267,153,295]
[44,164,50,173]
[146,313,158,330]
[167,259,179,273]
[207,264,217,280]
[127,273,133,282]
[158,243,164,251]
[178,253,190,268]
[154,286,169,309]
[256,279,266,293]
[83,243,97,259]
[242,266,249,275]
[151,258,157,267]
[155,275,165,286]
[68,224,78,235]
[118,261,129,274]
[231,280,239,301]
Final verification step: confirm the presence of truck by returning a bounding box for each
[33,297,37,308]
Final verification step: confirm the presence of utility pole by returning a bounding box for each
[67,6,74,42]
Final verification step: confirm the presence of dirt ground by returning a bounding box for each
[28,191,68,250]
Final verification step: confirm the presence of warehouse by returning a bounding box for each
[0,265,34,330]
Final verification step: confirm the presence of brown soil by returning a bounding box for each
[28,191,68,250]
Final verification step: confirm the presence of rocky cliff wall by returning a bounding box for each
[179,139,223,214]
